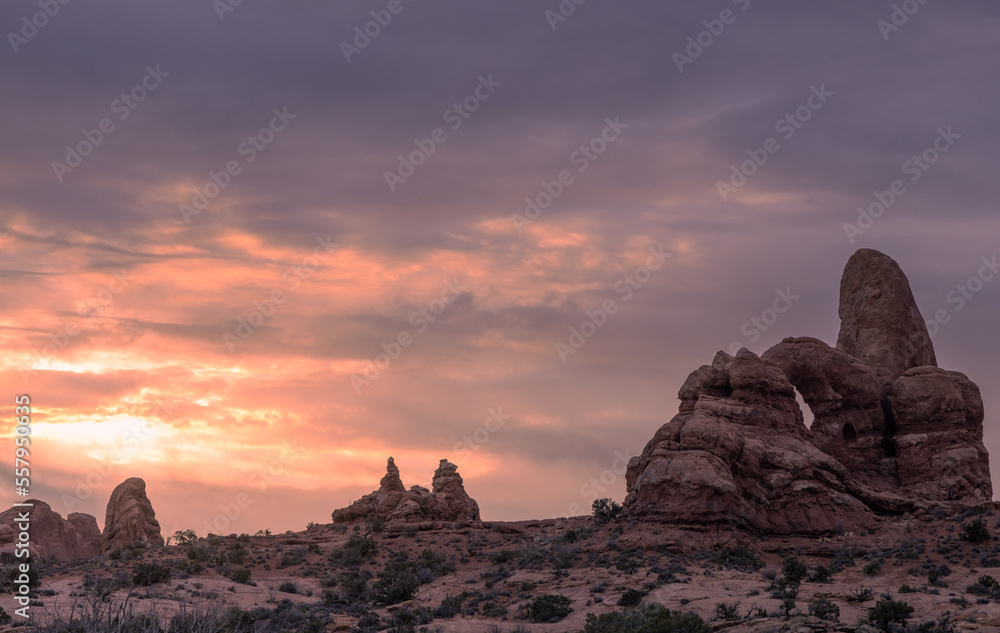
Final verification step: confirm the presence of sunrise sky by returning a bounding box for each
[2,1,999,536]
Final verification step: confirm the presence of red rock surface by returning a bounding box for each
[0,500,101,561]
[101,477,165,552]
[625,249,991,534]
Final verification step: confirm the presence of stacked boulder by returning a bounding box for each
[332,458,481,524]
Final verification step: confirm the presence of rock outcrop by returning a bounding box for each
[0,501,101,560]
[101,478,164,552]
[624,349,873,534]
[332,458,481,524]
[836,248,936,382]
[624,249,991,534]
[889,367,991,502]
[761,336,892,488]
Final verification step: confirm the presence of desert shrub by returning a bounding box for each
[808,597,840,622]
[849,586,874,602]
[229,568,252,584]
[770,577,799,600]
[170,529,198,546]
[714,545,764,572]
[617,588,645,606]
[365,513,386,533]
[912,614,957,633]
[774,597,795,619]
[529,594,572,623]
[372,561,419,605]
[615,551,639,575]
[132,562,171,586]
[279,545,307,568]
[5,565,39,591]
[863,559,882,576]
[867,599,913,631]
[516,545,545,568]
[435,593,466,618]
[414,548,454,581]
[481,601,508,618]
[928,564,951,587]
[0,608,10,625]
[562,528,584,543]
[810,565,832,582]
[338,570,371,602]
[278,581,298,594]
[782,556,808,584]
[829,544,857,572]
[331,534,376,567]
[583,602,711,633]
[713,601,741,621]
[961,518,990,543]
[592,498,622,525]
[384,605,433,633]
[491,550,517,564]
[979,574,1000,589]
[186,543,210,561]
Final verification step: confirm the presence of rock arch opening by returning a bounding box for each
[842,422,857,442]
[794,388,814,429]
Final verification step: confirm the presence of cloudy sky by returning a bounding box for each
[2,0,999,536]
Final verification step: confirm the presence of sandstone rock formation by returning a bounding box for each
[101,477,164,552]
[624,349,874,534]
[68,512,103,544]
[332,458,480,524]
[624,249,991,534]
[889,367,991,502]
[836,248,936,382]
[761,336,892,488]
[0,500,101,560]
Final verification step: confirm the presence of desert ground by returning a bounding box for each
[5,503,1000,633]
